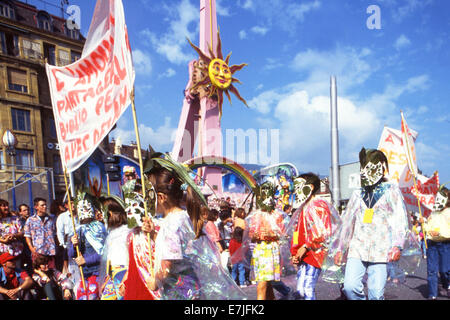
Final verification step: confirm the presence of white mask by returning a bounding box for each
[360,161,385,187]
[293,177,313,208]
[433,191,448,212]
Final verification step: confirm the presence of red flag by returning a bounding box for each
[410,172,440,217]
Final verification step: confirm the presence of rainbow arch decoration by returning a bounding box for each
[184,156,258,190]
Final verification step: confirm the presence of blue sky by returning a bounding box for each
[33,0,450,183]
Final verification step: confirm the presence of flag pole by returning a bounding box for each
[130,88,154,278]
[401,111,427,249]
[62,168,88,298]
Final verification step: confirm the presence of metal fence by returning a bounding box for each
[0,164,56,212]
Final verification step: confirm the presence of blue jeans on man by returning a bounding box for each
[343,258,387,300]
[426,240,450,298]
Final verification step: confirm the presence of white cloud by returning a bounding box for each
[111,117,177,152]
[239,30,247,40]
[140,0,198,65]
[251,25,269,36]
[159,68,177,79]
[248,45,431,172]
[378,0,434,23]
[238,0,321,34]
[132,49,152,75]
[291,46,374,96]
[394,34,411,50]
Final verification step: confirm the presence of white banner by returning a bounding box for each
[378,126,420,213]
[46,0,135,173]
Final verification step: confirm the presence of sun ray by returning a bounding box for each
[229,85,248,107]
[230,63,248,74]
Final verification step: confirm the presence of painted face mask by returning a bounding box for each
[256,181,277,212]
[77,199,95,221]
[293,177,313,209]
[125,195,146,228]
[433,190,448,212]
[360,161,386,187]
[359,148,388,188]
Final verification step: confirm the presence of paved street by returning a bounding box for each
[240,258,448,300]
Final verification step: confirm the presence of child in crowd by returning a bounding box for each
[229,227,246,287]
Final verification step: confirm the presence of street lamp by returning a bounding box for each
[2,130,18,210]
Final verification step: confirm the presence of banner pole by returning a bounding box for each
[401,112,427,249]
[130,88,154,278]
[63,168,88,299]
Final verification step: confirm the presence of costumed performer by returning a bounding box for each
[99,197,131,300]
[419,185,450,299]
[121,177,161,300]
[68,193,107,300]
[142,154,246,300]
[247,180,285,300]
[290,173,340,300]
[326,148,414,300]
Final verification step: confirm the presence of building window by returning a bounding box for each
[7,68,28,93]
[0,149,4,170]
[53,154,63,175]
[71,51,81,63]
[65,28,79,40]
[58,49,70,66]
[44,43,56,65]
[0,2,15,19]
[22,39,42,60]
[49,118,57,139]
[11,108,31,132]
[16,149,34,170]
[37,12,52,31]
[0,31,19,56]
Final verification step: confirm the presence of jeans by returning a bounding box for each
[343,258,387,300]
[426,240,450,298]
[272,280,291,296]
[231,263,246,286]
[295,262,321,300]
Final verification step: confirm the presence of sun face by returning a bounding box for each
[209,58,232,89]
[187,30,248,119]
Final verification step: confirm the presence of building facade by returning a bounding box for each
[0,0,84,207]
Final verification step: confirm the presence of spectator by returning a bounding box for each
[0,199,24,261]
[229,227,246,287]
[17,204,32,273]
[50,199,66,272]
[218,207,233,271]
[32,253,73,300]
[420,186,450,300]
[24,198,57,269]
[56,198,77,275]
[0,252,33,300]
[233,207,247,231]
[203,208,224,253]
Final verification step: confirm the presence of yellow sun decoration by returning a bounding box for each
[187,31,248,119]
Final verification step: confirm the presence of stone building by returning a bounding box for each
[0,0,85,208]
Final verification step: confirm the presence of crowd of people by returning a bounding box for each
[0,148,448,301]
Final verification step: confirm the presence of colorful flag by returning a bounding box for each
[46,0,135,173]
[410,172,440,217]
[378,126,419,213]
[401,112,418,178]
